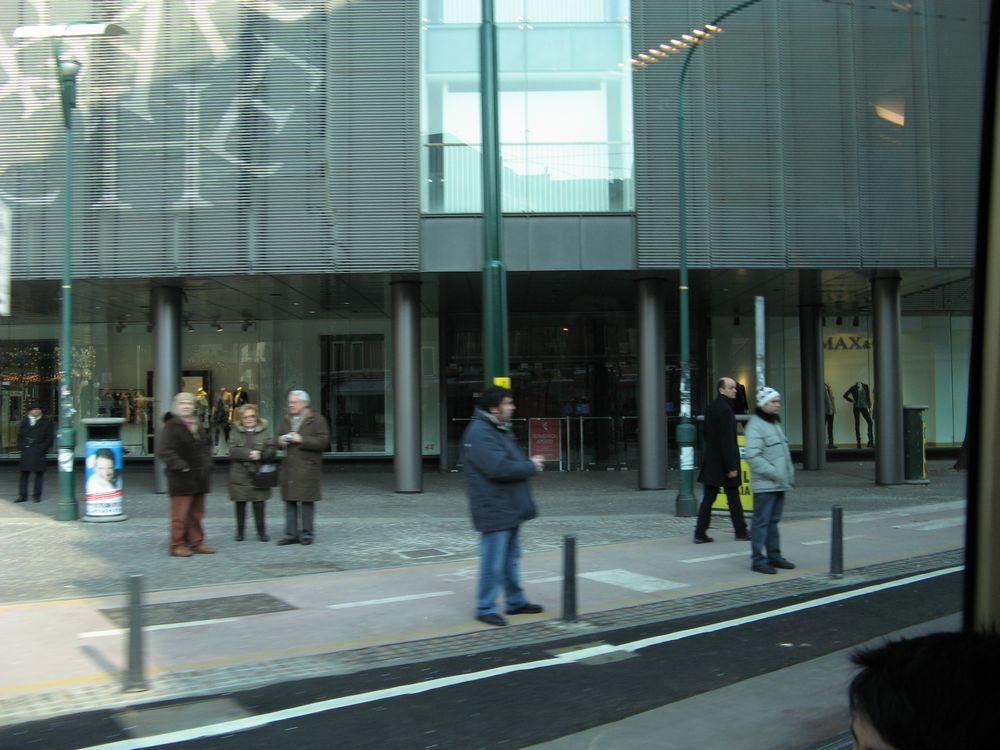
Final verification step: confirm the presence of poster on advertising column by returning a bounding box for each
[528,418,562,468]
[84,440,124,517]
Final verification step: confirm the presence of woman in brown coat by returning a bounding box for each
[157,392,216,557]
[275,390,330,546]
[228,404,276,541]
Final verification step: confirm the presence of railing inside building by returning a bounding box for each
[448,416,706,472]
[422,141,634,214]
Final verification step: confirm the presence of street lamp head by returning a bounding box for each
[13,22,127,39]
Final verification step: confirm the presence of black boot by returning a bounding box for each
[252,501,269,541]
[235,502,246,541]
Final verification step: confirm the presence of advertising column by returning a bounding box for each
[82,417,127,522]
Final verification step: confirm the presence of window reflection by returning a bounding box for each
[421,0,634,213]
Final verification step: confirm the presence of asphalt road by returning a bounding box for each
[1,568,961,750]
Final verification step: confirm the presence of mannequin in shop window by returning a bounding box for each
[214,388,233,450]
[196,387,211,428]
[843,381,874,449]
[232,384,249,416]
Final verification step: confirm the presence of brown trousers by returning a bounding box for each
[170,494,206,551]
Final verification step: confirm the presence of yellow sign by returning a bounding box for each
[493,376,511,389]
[712,434,754,511]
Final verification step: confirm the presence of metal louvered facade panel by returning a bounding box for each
[631,0,984,270]
[0,1,419,280]
[327,0,420,272]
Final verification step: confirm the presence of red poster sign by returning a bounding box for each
[529,419,562,462]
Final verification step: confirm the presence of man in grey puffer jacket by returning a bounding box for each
[743,387,796,575]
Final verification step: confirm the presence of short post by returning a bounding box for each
[830,506,844,578]
[562,534,577,622]
[123,573,149,692]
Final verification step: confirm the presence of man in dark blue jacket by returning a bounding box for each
[462,386,545,627]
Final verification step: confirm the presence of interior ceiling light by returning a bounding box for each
[874,99,905,127]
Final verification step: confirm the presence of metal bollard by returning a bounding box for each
[830,506,844,578]
[562,534,578,622]
[123,573,149,692]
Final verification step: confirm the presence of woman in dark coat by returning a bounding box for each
[275,390,330,546]
[228,403,275,541]
[156,392,216,557]
[16,402,54,503]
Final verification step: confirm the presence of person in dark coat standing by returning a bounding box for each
[228,403,276,541]
[694,377,750,543]
[156,392,216,557]
[16,402,54,503]
[276,390,330,546]
[461,386,545,627]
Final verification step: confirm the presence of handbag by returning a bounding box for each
[252,462,279,488]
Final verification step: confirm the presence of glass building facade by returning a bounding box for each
[0,1,980,469]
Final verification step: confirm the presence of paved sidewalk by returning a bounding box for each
[0,461,966,729]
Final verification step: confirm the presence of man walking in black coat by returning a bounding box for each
[694,377,749,543]
[16,402,55,503]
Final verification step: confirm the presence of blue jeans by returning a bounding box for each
[751,491,785,566]
[476,527,528,616]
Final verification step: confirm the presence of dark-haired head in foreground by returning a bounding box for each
[848,631,1000,750]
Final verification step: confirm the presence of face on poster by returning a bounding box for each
[85,442,123,502]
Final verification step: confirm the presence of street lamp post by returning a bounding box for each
[479,0,510,390]
[630,2,762,516]
[12,22,127,521]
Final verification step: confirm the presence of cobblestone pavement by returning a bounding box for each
[0,460,963,602]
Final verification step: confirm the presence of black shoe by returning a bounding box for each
[752,563,777,575]
[235,533,244,541]
[769,558,796,570]
[277,537,299,546]
[507,603,543,615]
[476,613,507,627]
[693,534,714,544]
[300,538,313,546]
[735,532,750,541]
[14,498,27,503]
[32,497,41,503]
[258,533,270,542]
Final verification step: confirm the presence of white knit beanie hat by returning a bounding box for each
[756,386,781,408]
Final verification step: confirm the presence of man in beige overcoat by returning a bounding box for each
[276,390,330,546]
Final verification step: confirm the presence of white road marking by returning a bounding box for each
[78,566,963,750]
[580,569,689,593]
[680,552,747,563]
[892,517,965,531]
[839,501,964,525]
[524,575,563,584]
[79,618,239,639]
[801,535,864,546]
[327,591,454,610]
[0,525,41,542]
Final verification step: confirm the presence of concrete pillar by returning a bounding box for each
[152,287,182,494]
[799,271,826,470]
[392,279,422,493]
[872,271,904,485]
[637,278,667,489]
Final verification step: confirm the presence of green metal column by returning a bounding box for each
[675,75,696,516]
[56,41,80,522]
[479,0,509,389]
